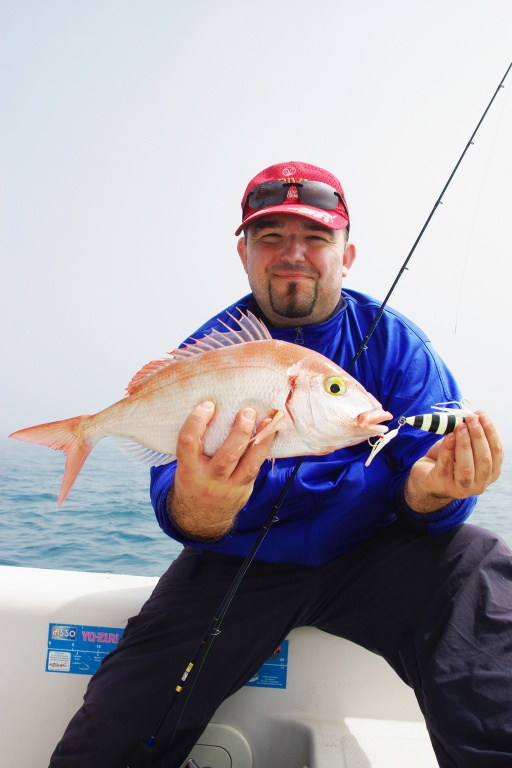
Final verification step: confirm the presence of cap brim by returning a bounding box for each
[235,204,349,236]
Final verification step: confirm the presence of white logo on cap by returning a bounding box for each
[280,166,296,176]
[284,206,337,224]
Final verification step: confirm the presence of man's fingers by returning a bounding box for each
[452,422,477,490]
[433,413,503,497]
[209,409,277,484]
[208,407,258,480]
[474,411,504,479]
[175,401,216,467]
[232,416,276,486]
[431,432,456,479]
[465,412,503,490]
[176,403,278,485]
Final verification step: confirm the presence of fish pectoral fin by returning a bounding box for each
[251,410,285,446]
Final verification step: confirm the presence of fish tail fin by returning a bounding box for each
[9,416,98,507]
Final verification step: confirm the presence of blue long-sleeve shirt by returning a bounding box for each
[150,289,476,566]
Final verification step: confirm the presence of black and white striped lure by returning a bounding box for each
[365,401,474,466]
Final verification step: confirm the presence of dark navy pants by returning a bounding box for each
[49,522,512,768]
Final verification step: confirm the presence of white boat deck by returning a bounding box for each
[0,566,438,767]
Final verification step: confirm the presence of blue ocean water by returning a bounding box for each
[1,438,511,577]
[0,439,182,576]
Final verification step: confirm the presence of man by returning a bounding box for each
[50,162,509,768]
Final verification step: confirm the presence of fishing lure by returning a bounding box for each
[365,400,474,466]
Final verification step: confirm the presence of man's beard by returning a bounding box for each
[268,280,318,319]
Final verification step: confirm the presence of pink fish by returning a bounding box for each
[9,311,392,507]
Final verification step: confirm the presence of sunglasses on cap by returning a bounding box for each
[245,180,348,217]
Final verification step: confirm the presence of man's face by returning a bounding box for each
[237,214,355,327]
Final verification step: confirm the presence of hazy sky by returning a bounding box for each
[2,0,512,445]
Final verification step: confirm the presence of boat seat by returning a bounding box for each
[183,717,438,767]
[341,717,437,767]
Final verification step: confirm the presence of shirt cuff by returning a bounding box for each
[395,478,477,533]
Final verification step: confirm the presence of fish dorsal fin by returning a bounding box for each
[126,309,271,394]
[126,358,178,394]
[171,309,271,360]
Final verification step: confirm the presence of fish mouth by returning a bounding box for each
[356,408,393,435]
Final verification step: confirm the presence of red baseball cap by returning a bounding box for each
[235,161,350,236]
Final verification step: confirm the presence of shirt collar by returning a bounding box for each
[247,294,347,337]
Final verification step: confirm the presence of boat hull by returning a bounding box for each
[0,565,437,767]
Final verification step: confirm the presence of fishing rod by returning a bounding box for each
[132,467,301,766]
[132,60,511,767]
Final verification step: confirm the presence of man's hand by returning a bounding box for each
[404,411,503,514]
[168,401,276,540]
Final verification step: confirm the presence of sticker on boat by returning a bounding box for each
[45,624,289,688]
[46,623,124,675]
[245,640,289,689]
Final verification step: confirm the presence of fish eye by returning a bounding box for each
[324,376,347,396]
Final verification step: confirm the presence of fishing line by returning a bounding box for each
[454,78,511,334]
[133,61,511,768]
[348,60,511,372]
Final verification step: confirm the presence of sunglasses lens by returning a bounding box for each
[298,181,340,210]
[245,180,347,218]
[247,181,288,210]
